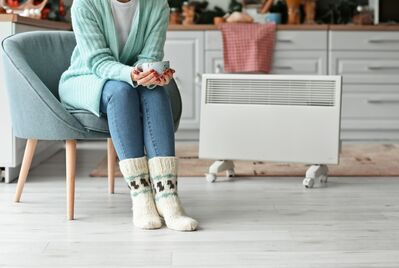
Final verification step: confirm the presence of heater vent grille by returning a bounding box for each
[206,79,337,107]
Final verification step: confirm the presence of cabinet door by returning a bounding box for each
[271,51,327,75]
[330,31,399,51]
[330,51,399,84]
[164,32,204,130]
[205,50,327,75]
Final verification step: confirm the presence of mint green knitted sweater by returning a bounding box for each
[59,0,169,116]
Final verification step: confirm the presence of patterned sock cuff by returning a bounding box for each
[148,156,177,176]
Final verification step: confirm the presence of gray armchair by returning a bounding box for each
[1,31,182,220]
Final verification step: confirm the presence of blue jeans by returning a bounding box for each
[100,80,175,160]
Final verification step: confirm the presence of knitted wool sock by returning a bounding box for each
[148,157,198,231]
[119,157,162,229]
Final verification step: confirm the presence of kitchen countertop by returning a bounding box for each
[0,14,71,30]
[329,24,399,31]
[169,24,399,31]
[168,24,330,31]
[1,14,399,32]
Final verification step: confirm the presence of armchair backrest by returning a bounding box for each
[2,31,76,100]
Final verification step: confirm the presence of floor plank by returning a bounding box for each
[1,144,399,267]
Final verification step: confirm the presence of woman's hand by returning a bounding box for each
[131,67,160,87]
[153,68,175,87]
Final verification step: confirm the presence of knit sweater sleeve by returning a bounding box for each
[71,3,134,86]
[134,0,170,66]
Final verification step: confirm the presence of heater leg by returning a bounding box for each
[303,164,329,188]
[205,160,235,183]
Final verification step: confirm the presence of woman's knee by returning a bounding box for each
[140,86,170,104]
[104,81,139,104]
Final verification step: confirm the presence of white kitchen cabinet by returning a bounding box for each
[330,51,399,84]
[0,15,70,183]
[271,51,327,75]
[330,30,399,141]
[164,31,204,131]
[329,31,399,51]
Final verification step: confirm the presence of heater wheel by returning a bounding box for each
[303,164,329,188]
[206,173,217,183]
[205,160,235,183]
[303,177,315,188]
[226,169,235,177]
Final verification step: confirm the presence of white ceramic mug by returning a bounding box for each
[138,61,170,75]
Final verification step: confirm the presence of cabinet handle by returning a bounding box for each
[368,66,399,70]
[367,99,399,104]
[277,39,293,43]
[368,39,399,43]
[195,73,202,86]
[273,66,293,70]
[216,64,223,73]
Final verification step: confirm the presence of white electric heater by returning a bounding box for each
[199,74,342,188]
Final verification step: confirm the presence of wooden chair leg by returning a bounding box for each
[66,140,76,220]
[14,139,38,202]
[107,138,117,194]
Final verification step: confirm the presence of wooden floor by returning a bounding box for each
[1,144,399,267]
